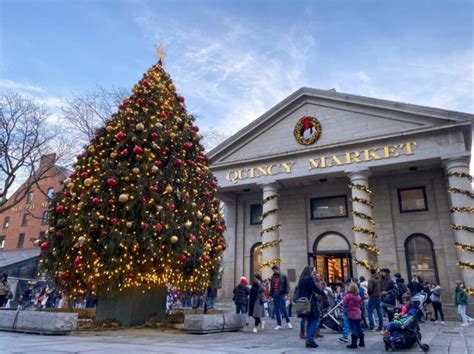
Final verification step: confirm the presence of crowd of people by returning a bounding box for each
[233,266,473,349]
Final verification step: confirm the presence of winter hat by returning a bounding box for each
[240,276,248,286]
[381,268,390,274]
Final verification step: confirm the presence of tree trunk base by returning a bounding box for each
[96,286,167,326]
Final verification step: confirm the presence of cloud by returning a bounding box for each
[0,79,46,93]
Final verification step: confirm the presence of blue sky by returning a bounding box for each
[0,0,473,134]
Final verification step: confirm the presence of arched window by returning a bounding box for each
[404,234,439,283]
[250,242,263,278]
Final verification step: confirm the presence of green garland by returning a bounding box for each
[263,193,280,205]
[260,208,279,222]
[448,187,474,199]
[451,206,474,213]
[350,197,374,208]
[348,183,373,195]
[352,226,377,239]
[455,242,474,252]
[261,239,282,249]
[457,261,474,270]
[260,224,281,236]
[353,242,379,254]
[351,210,375,225]
[447,171,473,182]
[452,224,474,233]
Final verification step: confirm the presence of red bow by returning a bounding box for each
[303,117,311,130]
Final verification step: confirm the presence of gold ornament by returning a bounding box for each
[119,194,129,203]
[151,165,159,173]
[88,146,95,153]
[110,152,118,159]
[133,167,140,174]
[98,215,105,220]
[126,221,133,228]
[170,235,178,244]
[106,125,114,132]
[84,178,93,187]
[196,211,203,219]
[78,236,86,245]
[155,122,163,130]
[185,220,192,229]
[203,216,211,224]
[136,123,145,131]
[163,185,173,195]
[67,182,75,190]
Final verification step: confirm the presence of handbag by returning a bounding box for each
[294,292,314,316]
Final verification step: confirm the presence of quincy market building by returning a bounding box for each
[208,88,473,302]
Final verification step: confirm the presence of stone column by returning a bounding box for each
[444,157,474,289]
[221,200,237,299]
[261,183,280,279]
[349,170,376,279]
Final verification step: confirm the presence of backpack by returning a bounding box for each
[294,292,314,316]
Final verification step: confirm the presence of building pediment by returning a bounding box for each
[208,87,472,167]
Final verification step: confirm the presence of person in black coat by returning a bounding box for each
[407,275,424,296]
[233,277,250,314]
[297,266,325,348]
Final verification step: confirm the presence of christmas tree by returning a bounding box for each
[40,57,226,298]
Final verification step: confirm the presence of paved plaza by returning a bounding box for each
[0,317,473,354]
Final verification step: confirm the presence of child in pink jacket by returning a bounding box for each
[342,283,365,349]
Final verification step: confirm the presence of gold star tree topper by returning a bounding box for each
[155,43,166,65]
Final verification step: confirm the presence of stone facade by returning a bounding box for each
[208,88,473,303]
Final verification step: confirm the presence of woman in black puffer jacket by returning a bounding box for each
[297,266,325,348]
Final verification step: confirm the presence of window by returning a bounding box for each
[17,233,25,249]
[250,204,263,225]
[41,211,49,225]
[21,214,28,226]
[47,187,55,199]
[398,186,428,213]
[405,234,438,283]
[311,195,348,220]
[0,236,5,249]
[250,242,263,277]
[26,191,34,204]
[3,216,10,229]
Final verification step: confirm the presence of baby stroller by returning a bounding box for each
[383,293,430,352]
[319,288,344,332]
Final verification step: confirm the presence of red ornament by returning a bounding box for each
[136,98,144,106]
[71,205,78,212]
[195,176,202,183]
[140,222,149,230]
[133,244,140,252]
[167,203,176,211]
[155,223,163,232]
[55,231,64,238]
[76,154,83,161]
[56,205,66,214]
[151,132,159,140]
[81,171,89,179]
[128,272,134,279]
[163,147,170,154]
[92,197,101,205]
[187,160,195,167]
[174,159,184,167]
[150,186,158,193]
[40,242,49,250]
[140,197,148,205]
[178,96,185,103]
[202,255,210,263]
[221,244,227,251]
[111,218,118,224]
[210,180,218,189]
[63,191,71,198]
[74,256,83,267]
[108,198,115,205]
[92,252,98,260]
[160,112,167,120]
[115,131,126,141]
[178,254,187,263]
[120,149,129,156]
[155,160,162,167]
[107,178,117,187]
[192,126,200,132]
[183,142,193,150]
[133,145,143,154]
[216,225,224,234]
[188,234,196,243]
[60,271,69,281]
[100,231,108,237]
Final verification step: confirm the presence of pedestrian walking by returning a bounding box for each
[249,274,266,333]
[270,265,292,329]
[367,268,384,331]
[455,280,473,326]
[430,281,444,324]
[342,283,365,349]
[296,266,325,348]
[233,277,250,314]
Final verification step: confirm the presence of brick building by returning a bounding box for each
[208,88,473,302]
[0,153,69,251]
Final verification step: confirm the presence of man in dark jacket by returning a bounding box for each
[380,268,397,322]
[233,277,250,314]
[270,265,292,329]
[394,273,408,303]
[367,268,383,331]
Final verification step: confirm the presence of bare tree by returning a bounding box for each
[0,92,63,212]
[61,85,128,141]
[201,127,232,151]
